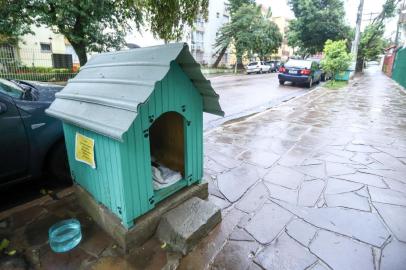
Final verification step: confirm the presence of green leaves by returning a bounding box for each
[145,0,208,42]
[321,39,351,79]
[287,0,350,55]
[1,0,207,65]
[215,4,282,63]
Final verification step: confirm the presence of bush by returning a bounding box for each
[321,40,351,81]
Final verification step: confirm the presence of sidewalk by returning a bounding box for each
[1,66,406,270]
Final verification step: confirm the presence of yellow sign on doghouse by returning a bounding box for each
[75,133,96,169]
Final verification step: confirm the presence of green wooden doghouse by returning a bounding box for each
[46,43,224,228]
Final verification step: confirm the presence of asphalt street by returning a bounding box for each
[204,71,317,130]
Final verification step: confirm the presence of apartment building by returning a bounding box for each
[188,0,232,66]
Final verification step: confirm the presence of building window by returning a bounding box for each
[216,12,220,18]
[40,43,52,53]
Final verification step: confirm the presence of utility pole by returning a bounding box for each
[395,0,406,46]
[351,0,365,59]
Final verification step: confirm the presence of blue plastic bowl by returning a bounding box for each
[48,218,82,253]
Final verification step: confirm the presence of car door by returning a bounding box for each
[313,62,322,82]
[0,86,29,182]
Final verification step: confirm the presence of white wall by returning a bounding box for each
[18,25,66,67]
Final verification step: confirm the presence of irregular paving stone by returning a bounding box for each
[325,178,364,194]
[359,169,406,184]
[325,192,370,211]
[345,144,379,153]
[298,180,325,207]
[239,149,280,168]
[245,202,292,244]
[310,261,331,270]
[285,218,317,247]
[204,156,228,174]
[309,230,374,270]
[373,146,406,158]
[350,152,375,165]
[236,182,269,213]
[264,165,305,189]
[217,164,261,202]
[355,186,370,198]
[383,178,406,194]
[370,152,406,172]
[211,240,259,270]
[368,186,406,206]
[278,146,313,167]
[380,239,406,270]
[207,149,242,169]
[336,172,387,188]
[277,202,390,247]
[255,233,317,270]
[374,202,406,242]
[229,227,255,242]
[209,195,231,210]
[294,163,326,179]
[264,182,298,204]
[317,153,353,164]
[325,162,357,176]
[156,197,221,255]
[39,244,96,270]
[79,223,114,257]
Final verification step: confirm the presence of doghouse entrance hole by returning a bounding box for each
[149,112,185,190]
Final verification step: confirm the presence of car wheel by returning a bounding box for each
[47,141,72,185]
[307,78,313,88]
[259,69,263,74]
[279,80,285,85]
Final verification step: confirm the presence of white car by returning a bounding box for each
[246,61,271,74]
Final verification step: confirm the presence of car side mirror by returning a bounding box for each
[0,102,7,114]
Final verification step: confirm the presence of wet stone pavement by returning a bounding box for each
[1,67,406,270]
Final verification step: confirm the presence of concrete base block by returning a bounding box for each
[156,197,221,255]
[75,180,209,252]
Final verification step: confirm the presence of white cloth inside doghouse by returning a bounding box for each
[151,157,182,190]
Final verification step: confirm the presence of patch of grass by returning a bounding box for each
[324,80,348,90]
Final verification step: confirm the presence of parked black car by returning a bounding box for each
[278,59,322,88]
[265,61,280,72]
[0,79,70,187]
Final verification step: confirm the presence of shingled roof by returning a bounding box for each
[46,43,223,141]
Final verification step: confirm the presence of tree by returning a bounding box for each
[0,0,208,65]
[287,0,351,56]
[214,4,282,68]
[212,0,255,67]
[356,0,400,71]
[144,0,208,43]
[321,39,352,81]
[0,0,33,45]
[252,12,282,60]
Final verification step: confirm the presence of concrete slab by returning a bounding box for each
[156,197,221,255]
[75,181,209,252]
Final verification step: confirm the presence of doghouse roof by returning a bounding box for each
[46,43,224,141]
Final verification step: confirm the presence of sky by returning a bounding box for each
[258,0,399,40]
[127,0,400,46]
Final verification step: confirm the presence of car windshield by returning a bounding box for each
[0,79,24,98]
[285,60,312,69]
[248,62,258,66]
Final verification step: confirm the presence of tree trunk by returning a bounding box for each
[236,55,244,69]
[356,57,364,72]
[212,46,227,68]
[70,41,88,66]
